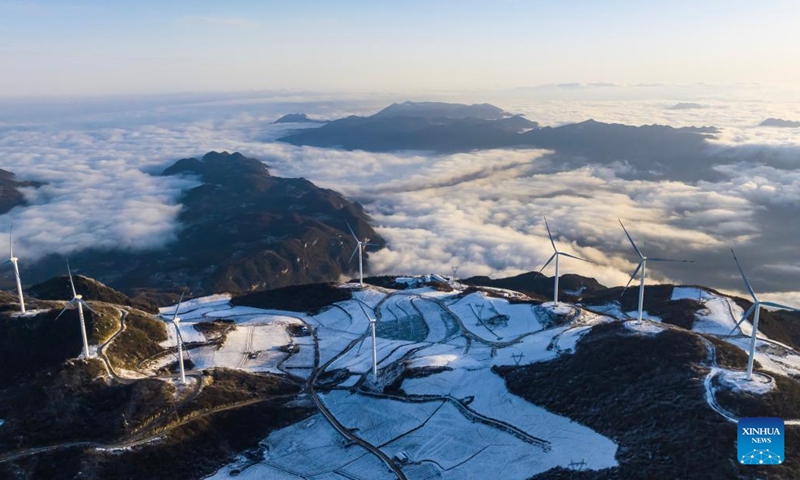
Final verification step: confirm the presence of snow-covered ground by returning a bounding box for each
[206,414,396,480]
[623,320,665,335]
[9,308,50,318]
[150,299,308,375]
[672,286,800,378]
[195,282,620,479]
[188,280,800,479]
[717,369,775,395]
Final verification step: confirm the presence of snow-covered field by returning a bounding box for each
[191,281,620,479]
[167,279,800,479]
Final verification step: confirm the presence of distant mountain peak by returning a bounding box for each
[373,101,510,120]
[669,102,705,110]
[163,151,271,186]
[273,113,326,124]
[760,118,800,128]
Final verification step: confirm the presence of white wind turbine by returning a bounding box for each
[726,250,800,381]
[7,223,25,313]
[54,261,96,359]
[357,300,378,378]
[170,291,188,384]
[619,219,692,324]
[535,217,591,304]
[347,223,378,287]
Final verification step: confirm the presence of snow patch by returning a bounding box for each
[623,320,665,335]
[624,310,662,322]
[718,370,775,395]
[671,287,714,302]
[10,308,50,318]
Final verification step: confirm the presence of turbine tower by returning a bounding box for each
[535,217,591,303]
[7,224,25,313]
[619,219,691,324]
[171,291,187,384]
[727,250,800,380]
[54,261,95,359]
[358,300,378,377]
[347,222,378,287]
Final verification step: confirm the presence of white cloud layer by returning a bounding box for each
[1,86,799,301]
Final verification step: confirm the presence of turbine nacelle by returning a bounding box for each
[618,219,692,324]
[346,222,378,287]
[727,249,800,381]
[535,217,592,304]
[7,223,25,313]
[56,260,93,359]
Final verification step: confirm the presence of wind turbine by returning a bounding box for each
[170,291,187,384]
[726,250,800,381]
[347,223,378,287]
[357,300,378,377]
[54,261,95,359]
[619,219,691,324]
[7,223,25,313]
[535,217,591,303]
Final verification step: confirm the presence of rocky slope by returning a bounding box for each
[0,168,42,214]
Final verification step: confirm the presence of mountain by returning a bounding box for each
[22,151,385,297]
[668,102,704,110]
[0,168,42,214]
[28,274,157,313]
[520,120,720,181]
[463,271,606,301]
[279,101,538,152]
[277,101,720,180]
[3,274,800,479]
[760,118,800,128]
[273,113,326,124]
[371,101,508,120]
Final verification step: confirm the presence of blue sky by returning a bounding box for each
[1,0,798,97]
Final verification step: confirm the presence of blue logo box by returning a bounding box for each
[738,417,784,465]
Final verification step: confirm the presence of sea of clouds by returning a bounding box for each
[0,84,799,304]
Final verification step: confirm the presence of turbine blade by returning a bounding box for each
[67,259,77,298]
[544,217,557,252]
[648,257,693,263]
[78,299,97,316]
[620,262,643,297]
[364,243,380,247]
[725,303,757,337]
[619,219,644,259]
[761,301,800,312]
[356,299,374,322]
[346,222,358,242]
[731,249,758,302]
[54,301,74,321]
[8,222,13,259]
[173,289,186,321]
[348,245,359,264]
[559,252,592,263]
[535,253,557,278]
